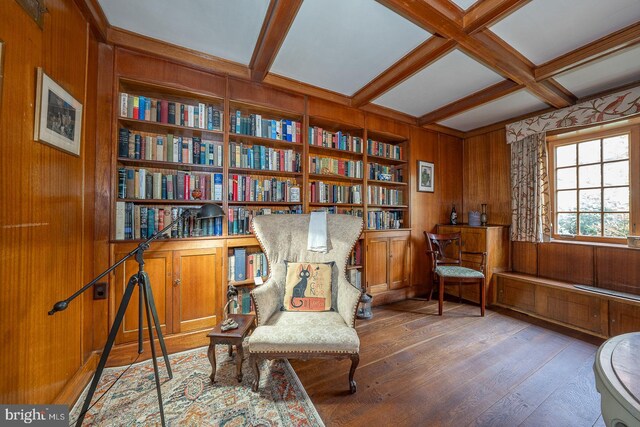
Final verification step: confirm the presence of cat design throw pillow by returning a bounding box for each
[283,261,334,311]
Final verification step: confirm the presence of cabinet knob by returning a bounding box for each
[174,278,181,286]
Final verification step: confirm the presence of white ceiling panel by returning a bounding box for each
[555,44,640,99]
[97,0,270,65]
[451,0,478,11]
[439,90,548,132]
[490,0,640,65]
[372,50,504,117]
[270,0,430,96]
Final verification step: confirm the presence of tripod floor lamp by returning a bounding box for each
[49,203,224,427]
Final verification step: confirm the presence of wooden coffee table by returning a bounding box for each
[207,314,256,383]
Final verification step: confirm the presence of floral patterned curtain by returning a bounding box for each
[511,133,551,242]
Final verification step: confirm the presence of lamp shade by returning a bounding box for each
[198,203,225,220]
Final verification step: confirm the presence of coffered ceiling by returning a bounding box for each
[94,0,640,134]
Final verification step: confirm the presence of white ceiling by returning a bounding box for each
[450,0,478,11]
[270,0,430,96]
[490,0,640,65]
[555,44,640,98]
[372,50,504,116]
[97,0,270,65]
[439,90,548,132]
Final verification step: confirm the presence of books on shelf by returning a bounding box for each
[309,156,363,178]
[348,268,362,290]
[114,203,223,240]
[368,163,404,182]
[118,168,223,202]
[228,142,301,172]
[309,181,362,204]
[228,248,268,282]
[228,174,300,202]
[367,138,403,160]
[312,206,363,217]
[230,110,301,142]
[367,210,404,230]
[119,92,223,131]
[367,186,404,206]
[227,205,303,236]
[308,126,363,153]
[119,128,223,166]
[231,287,255,315]
[349,240,362,266]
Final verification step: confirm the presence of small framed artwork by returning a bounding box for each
[34,67,83,156]
[417,160,434,192]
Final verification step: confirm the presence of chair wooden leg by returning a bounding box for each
[250,354,260,392]
[439,277,444,316]
[349,354,359,394]
[480,278,486,317]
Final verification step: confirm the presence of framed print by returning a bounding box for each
[34,67,82,156]
[417,160,434,192]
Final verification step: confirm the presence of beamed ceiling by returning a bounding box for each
[90,0,640,134]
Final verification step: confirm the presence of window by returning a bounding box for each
[548,125,639,243]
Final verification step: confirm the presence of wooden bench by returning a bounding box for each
[493,272,640,338]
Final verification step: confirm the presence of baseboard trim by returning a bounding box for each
[53,352,100,407]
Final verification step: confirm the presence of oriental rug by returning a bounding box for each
[70,346,324,426]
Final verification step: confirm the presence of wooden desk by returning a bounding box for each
[207,314,255,383]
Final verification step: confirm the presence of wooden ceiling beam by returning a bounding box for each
[73,0,109,41]
[535,21,640,81]
[250,0,303,82]
[418,79,522,125]
[351,37,457,107]
[463,0,531,34]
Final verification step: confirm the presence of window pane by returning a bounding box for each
[579,189,601,212]
[604,213,629,238]
[556,167,576,189]
[603,135,628,161]
[604,187,629,212]
[579,213,601,236]
[557,213,576,235]
[578,164,601,188]
[603,160,628,186]
[557,190,577,211]
[556,144,576,167]
[578,139,600,164]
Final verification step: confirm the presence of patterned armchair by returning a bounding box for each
[248,214,363,394]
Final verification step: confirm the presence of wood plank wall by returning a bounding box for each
[0,0,97,404]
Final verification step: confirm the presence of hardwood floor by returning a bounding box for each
[291,299,607,427]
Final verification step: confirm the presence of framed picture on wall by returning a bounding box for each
[417,160,434,192]
[34,67,83,156]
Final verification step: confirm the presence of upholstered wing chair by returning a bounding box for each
[248,214,364,393]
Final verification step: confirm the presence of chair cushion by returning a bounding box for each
[248,311,359,354]
[435,266,484,278]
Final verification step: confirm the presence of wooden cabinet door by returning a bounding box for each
[366,237,389,294]
[535,287,608,335]
[113,250,173,344]
[496,277,536,312]
[173,248,221,333]
[609,300,640,337]
[389,235,410,290]
[460,228,486,253]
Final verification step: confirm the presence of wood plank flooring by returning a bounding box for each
[290,299,606,427]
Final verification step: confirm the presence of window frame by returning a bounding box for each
[548,124,639,244]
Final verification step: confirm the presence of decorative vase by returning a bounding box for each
[450,204,457,225]
[480,204,488,226]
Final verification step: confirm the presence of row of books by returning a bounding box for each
[115,202,223,240]
[308,156,363,178]
[367,186,404,206]
[229,142,301,172]
[119,92,223,131]
[228,175,301,203]
[367,210,404,230]
[308,126,363,153]
[118,169,223,201]
[309,182,362,204]
[349,240,363,266]
[348,268,362,290]
[312,206,364,217]
[230,288,254,315]
[228,248,268,282]
[368,163,404,182]
[227,205,303,236]
[118,128,223,166]
[367,139,404,160]
[231,111,301,142]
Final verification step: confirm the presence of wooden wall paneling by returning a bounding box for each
[496,276,536,312]
[0,0,90,404]
[609,300,640,337]
[511,241,538,275]
[463,132,490,223]
[115,48,227,99]
[307,96,364,127]
[228,76,304,114]
[438,133,464,224]
[596,247,640,294]
[537,243,594,285]
[534,286,608,336]
[366,112,411,138]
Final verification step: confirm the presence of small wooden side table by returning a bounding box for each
[207,314,256,383]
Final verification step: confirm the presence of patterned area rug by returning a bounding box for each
[71,346,324,426]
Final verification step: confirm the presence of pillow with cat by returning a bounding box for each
[283,261,334,311]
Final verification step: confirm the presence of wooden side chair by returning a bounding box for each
[423,231,487,316]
